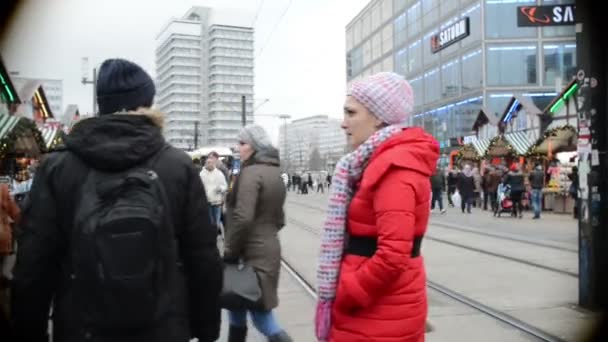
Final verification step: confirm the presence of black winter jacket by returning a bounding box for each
[11,113,222,342]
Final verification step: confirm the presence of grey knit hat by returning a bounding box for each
[238,124,273,152]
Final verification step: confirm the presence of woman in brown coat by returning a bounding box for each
[224,124,291,342]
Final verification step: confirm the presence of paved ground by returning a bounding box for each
[279,192,596,341]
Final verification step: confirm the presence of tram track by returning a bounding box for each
[283,214,566,342]
[286,199,578,277]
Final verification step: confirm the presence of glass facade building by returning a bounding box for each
[346,0,576,149]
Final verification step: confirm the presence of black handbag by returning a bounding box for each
[220,262,262,310]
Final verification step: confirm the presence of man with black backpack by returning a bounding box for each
[10,58,223,342]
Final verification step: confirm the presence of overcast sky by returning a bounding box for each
[1,0,369,143]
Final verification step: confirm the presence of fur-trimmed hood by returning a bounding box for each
[65,109,166,171]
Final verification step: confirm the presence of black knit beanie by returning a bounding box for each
[96,58,156,115]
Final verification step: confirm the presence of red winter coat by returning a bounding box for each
[331,127,439,342]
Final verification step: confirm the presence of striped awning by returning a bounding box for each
[0,114,21,140]
[40,125,61,149]
[505,131,534,155]
[471,137,491,156]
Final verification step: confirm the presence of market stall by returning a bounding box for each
[0,114,45,159]
[543,151,577,214]
[40,124,66,150]
[454,143,482,169]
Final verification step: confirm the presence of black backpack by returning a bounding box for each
[69,149,177,334]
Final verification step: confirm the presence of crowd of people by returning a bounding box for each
[0,57,599,342]
[429,162,579,220]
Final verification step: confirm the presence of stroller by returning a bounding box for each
[494,183,513,217]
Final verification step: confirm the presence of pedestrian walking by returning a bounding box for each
[505,163,526,218]
[529,164,544,219]
[224,124,292,342]
[458,165,475,214]
[200,151,228,237]
[10,58,222,342]
[447,169,458,207]
[430,166,446,213]
[316,72,437,342]
[316,174,325,193]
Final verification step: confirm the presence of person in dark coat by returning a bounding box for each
[224,124,292,342]
[457,165,475,214]
[430,166,446,213]
[447,169,458,207]
[529,164,545,219]
[505,163,526,218]
[10,59,222,342]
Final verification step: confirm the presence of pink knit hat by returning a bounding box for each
[347,72,414,125]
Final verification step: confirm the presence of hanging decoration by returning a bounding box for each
[526,125,577,157]
[484,135,516,158]
[0,116,46,157]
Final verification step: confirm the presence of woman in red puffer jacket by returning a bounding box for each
[316,72,439,342]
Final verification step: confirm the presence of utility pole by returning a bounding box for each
[576,0,607,311]
[241,95,247,127]
[81,57,97,115]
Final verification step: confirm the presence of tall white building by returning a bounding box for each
[156,7,254,149]
[12,77,63,116]
[279,115,346,172]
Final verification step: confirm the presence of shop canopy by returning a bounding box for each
[504,131,535,156]
[528,125,577,156]
[40,124,65,150]
[0,113,45,157]
[470,137,492,156]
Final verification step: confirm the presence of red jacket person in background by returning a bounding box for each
[315,72,439,342]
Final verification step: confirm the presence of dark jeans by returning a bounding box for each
[317,184,324,193]
[486,192,497,212]
[447,186,456,206]
[511,191,524,217]
[461,194,472,213]
[431,189,444,211]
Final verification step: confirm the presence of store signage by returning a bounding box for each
[517,4,576,27]
[431,17,470,54]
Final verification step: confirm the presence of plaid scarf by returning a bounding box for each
[315,125,402,341]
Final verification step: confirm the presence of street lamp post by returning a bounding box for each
[81,57,97,115]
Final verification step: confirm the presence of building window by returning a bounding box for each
[441,58,461,98]
[394,12,407,48]
[440,0,458,17]
[543,42,576,86]
[363,40,372,67]
[487,44,537,86]
[346,28,354,50]
[485,0,537,39]
[461,3,481,46]
[407,1,422,39]
[394,0,408,12]
[408,39,423,74]
[395,48,408,75]
[462,49,483,92]
[372,32,382,61]
[424,68,441,104]
[422,0,439,29]
[486,92,513,117]
[382,55,394,72]
[354,19,362,45]
[362,12,371,39]
[372,3,382,31]
[423,30,439,67]
[410,75,424,109]
[382,25,393,54]
[382,0,393,22]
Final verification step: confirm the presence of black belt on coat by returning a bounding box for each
[345,235,423,258]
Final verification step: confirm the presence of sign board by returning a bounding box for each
[517,4,576,27]
[431,17,470,54]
